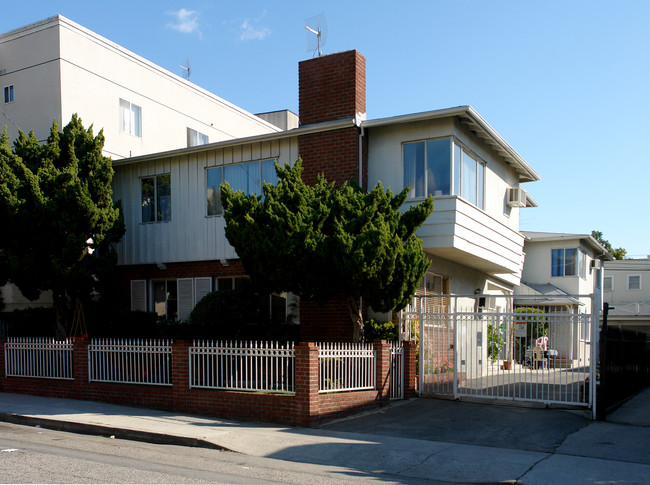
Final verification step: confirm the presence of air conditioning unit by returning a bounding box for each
[507,187,527,208]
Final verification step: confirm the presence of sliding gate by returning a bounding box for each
[401,294,598,413]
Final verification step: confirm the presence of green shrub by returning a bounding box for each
[363,319,398,342]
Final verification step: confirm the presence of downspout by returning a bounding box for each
[355,114,366,189]
[359,126,364,188]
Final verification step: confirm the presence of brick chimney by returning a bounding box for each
[298,50,367,189]
[299,50,366,126]
[297,50,368,341]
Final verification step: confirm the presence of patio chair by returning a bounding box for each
[532,346,546,369]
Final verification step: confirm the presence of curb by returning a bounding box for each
[0,413,230,451]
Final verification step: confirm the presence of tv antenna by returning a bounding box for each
[304,12,328,57]
[179,57,191,81]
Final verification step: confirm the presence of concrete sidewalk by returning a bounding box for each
[1,390,649,484]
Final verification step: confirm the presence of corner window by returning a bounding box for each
[187,128,209,147]
[4,85,14,104]
[206,159,277,216]
[119,98,142,137]
[552,248,586,278]
[403,138,484,209]
[141,174,171,223]
[628,275,642,290]
[603,276,613,292]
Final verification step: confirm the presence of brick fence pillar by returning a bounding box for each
[0,337,6,391]
[73,337,89,399]
[294,342,320,427]
[403,340,418,398]
[172,340,190,413]
[374,340,391,402]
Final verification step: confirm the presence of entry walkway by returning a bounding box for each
[1,390,649,484]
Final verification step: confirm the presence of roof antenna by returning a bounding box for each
[304,12,328,57]
[179,57,191,81]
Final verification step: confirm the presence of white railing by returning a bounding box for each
[189,340,294,393]
[88,338,172,386]
[4,337,73,380]
[319,342,375,393]
[390,341,404,399]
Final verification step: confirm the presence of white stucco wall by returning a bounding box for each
[0,19,62,143]
[366,116,528,288]
[1,16,281,160]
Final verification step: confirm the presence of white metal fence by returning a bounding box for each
[88,338,172,386]
[403,294,597,408]
[189,340,294,393]
[4,337,74,379]
[319,342,375,393]
[390,341,404,399]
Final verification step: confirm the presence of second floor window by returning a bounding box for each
[403,137,485,209]
[119,98,142,137]
[551,248,586,278]
[142,174,171,223]
[206,159,277,216]
[4,85,14,103]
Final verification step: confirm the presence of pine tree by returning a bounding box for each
[0,115,124,337]
[222,160,433,341]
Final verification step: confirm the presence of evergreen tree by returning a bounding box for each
[591,230,627,260]
[222,160,433,341]
[0,115,124,337]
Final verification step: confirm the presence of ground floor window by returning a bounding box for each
[129,275,298,325]
[152,280,177,321]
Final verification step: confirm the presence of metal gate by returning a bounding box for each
[401,294,598,414]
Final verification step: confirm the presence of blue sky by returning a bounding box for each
[4,1,649,258]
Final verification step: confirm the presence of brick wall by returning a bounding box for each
[0,337,415,427]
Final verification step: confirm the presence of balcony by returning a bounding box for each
[411,196,525,276]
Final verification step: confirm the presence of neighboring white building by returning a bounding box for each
[603,257,650,330]
[516,232,613,365]
[518,231,612,307]
[0,15,281,160]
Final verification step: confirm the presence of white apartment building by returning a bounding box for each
[0,15,281,160]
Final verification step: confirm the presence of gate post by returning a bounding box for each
[374,340,391,402]
[403,340,418,398]
[294,342,320,426]
[73,337,89,400]
[172,340,190,413]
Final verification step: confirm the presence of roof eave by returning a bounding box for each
[362,106,541,183]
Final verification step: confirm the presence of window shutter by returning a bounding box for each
[195,277,212,305]
[177,278,195,321]
[131,280,147,312]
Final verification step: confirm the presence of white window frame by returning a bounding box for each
[141,174,171,223]
[627,274,642,290]
[119,98,142,137]
[206,159,277,216]
[603,276,613,292]
[130,280,147,312]
[551,248,586,278]
[4,85,14,104]
[403,137,485,209]
[187,128,209,147]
